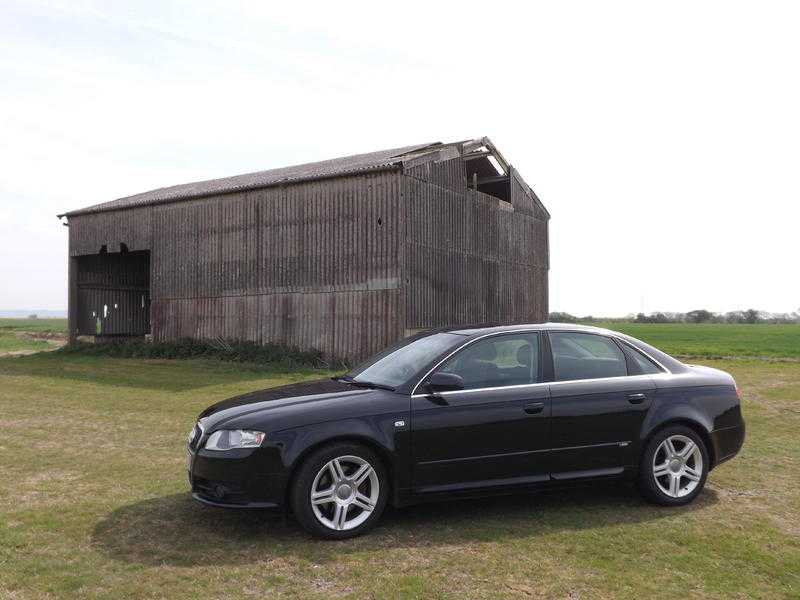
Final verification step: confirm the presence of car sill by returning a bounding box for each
[550,467,625,481]
[416,473,550,494]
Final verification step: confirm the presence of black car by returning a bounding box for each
[187,324,745,539]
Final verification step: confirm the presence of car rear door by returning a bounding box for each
[547,331,656,480]
[410,332,551,493]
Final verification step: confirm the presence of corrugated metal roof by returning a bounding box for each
[61,141,444,217]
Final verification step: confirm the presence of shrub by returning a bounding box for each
[57,337,333,368]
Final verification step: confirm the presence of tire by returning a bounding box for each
[290,442,388,539]
[638,425,709,506]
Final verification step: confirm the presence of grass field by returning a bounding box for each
[593,322,800,360]
[0,318,67,353]
[0,325,798,598]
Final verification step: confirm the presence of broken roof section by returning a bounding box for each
[60,137,542,217]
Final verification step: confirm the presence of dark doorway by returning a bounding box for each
[76,250,150,337]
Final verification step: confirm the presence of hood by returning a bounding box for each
[197,379,374,430]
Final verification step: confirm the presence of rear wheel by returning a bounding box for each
[291,442,388,539]
[638,425,709,506]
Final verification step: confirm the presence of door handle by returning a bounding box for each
[524,402,545,415]
[627,393,647,404]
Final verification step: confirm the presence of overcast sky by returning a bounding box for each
[1,0,798,316]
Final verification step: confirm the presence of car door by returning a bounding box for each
[547,331,657,480]
[411,332,551,493]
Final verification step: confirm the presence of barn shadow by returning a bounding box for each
[91,484,719,567]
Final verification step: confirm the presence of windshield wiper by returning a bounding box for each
[334,375,395,392]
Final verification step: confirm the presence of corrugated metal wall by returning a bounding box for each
[68,206,152,256]
[67,158,549,360]
[69,172,403,360]
[401,157,549,330]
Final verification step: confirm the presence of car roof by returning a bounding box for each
[441,322,617,337]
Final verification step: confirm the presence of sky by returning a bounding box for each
[1,0,798,316]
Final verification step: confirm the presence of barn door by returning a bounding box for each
[75,250,151,336]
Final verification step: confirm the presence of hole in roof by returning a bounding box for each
[487,155,505,176]
[464,150,510,202]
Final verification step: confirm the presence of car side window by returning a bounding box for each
[550,332,627,381]
[625,344,663,374]
[438,333,540,390]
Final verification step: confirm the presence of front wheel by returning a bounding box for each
[638,425,709,506]
[291,442,388,539]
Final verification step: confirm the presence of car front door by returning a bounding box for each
[546,331,657,480]
[410,332,551,493]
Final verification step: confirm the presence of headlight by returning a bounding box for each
[204,429,265,451]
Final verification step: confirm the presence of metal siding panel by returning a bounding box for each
[402,170,548,329]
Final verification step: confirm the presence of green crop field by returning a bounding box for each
[0,318,67,353]
[0,324,798,598]
[592,322,800,360]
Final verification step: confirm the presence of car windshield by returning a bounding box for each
[345,332,464,389]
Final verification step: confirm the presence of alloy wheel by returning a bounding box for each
[652,434,704,498]
[310,455,379,531]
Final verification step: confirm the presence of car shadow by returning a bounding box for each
[91,484,720,567]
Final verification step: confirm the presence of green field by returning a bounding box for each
[0,318,67,353]
[0,324,798,598]
[593,322,800,359]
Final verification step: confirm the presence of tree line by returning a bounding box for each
[548,309,800,324]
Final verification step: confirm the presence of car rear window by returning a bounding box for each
[550,332,627,381]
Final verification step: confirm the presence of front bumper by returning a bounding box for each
[192,492,279,509]
[187,444,288,508]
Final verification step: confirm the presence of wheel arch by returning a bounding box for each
[641,418,717,469]
[283,434,395,508]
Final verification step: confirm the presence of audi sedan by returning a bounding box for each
[186,323,745,539]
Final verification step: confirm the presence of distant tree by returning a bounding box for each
[634,312,674,323]
[725,311,745,323]
[664,312,686,323]
[548,311,578,323]
[743,308,760,324]
[766,312,798,324]
[27,314,38,319]
[686,309,714,323]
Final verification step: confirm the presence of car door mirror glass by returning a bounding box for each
[426,372,465,393]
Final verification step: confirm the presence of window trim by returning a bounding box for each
[617,339,668,375]
[410,329,672,397]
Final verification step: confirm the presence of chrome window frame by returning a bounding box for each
[616,339,669,374]
[410,329,672,398]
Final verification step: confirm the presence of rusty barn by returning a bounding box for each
[59,137,550,361]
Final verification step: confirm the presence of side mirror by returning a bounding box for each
[426,372,464,394]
